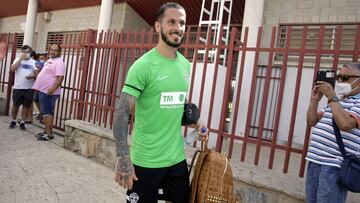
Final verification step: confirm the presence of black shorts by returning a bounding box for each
[12,89,34,107]
[126,160,189,203]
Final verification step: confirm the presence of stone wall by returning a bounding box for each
[64,119,305,203]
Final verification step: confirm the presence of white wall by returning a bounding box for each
[188,62,227,148]
[0,3,150,52]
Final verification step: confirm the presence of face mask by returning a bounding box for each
[335,78,360,98]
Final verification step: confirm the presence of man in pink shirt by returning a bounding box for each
[32,44,65,141]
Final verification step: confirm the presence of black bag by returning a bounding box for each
[181,103,200,126]
[332,119,360,193]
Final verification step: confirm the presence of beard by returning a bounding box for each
[160,28,183,48]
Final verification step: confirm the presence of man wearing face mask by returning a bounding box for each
[9,45,37,130]
[306,63,360,203]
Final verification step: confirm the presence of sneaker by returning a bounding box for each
[19,122,26,130]
[36,132,45,138]
[37,133,54,141]
[9,121,16,129]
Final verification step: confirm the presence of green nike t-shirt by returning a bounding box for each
[122,48,190,168]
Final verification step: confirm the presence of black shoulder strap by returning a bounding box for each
[332,118,347,158]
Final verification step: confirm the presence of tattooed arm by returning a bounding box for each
[113,93,138,190]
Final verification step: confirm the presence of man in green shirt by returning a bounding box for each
[113,2,208,203]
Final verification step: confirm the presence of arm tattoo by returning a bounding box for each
[113,93,136,157]
[116,156,132,175]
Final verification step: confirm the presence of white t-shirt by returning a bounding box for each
[12,58,37,89]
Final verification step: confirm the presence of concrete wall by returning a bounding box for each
[64,119,306,203]
[0,3,150,52]
[64,119,360,203]
[262,0,360,46]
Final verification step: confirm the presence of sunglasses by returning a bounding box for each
[336,74,360,81]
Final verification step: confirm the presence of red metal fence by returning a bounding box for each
[2,23,360,177]
[0,33,18,114]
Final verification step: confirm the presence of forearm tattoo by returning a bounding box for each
[113,93,136,157]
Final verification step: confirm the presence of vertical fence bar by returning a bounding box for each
[268,26,292,169]
[352,25,360,62]
[241,27,263,162]
[283,26,308,173]
[253,27,277,165]
[56,33,71,128]
[63,33,76,127]
[77,29,95,120]
[5,33,18,115]
[69,32,84,121]
[227,27,248,158]
[205,25,224,149]
[185,27,201,137]
[332,25,343,70]
[96,31,111,125]
[109,32,124,129]
[103,31,118,128]
[215,27,237,152]
[299,25,325,177]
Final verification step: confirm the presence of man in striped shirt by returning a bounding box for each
[306,63,360,203]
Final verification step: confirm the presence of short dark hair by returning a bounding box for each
[21,45,32,51]
[155,2,185,22]
[30,51,39,60]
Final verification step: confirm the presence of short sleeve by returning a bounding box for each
[55,61,65,76]
[349,103,360,127]
[122,61,147,98]
[12,58,20,65]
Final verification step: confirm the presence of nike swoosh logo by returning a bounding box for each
[157,75,169,81]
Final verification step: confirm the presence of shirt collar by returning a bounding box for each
[350,92,360,99]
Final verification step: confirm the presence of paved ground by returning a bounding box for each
[0,116,126,203]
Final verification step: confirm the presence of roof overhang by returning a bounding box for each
[0,0,244,26]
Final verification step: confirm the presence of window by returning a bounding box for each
[10,33,38,50]
[276,24,359,63]
[46,31,85,50]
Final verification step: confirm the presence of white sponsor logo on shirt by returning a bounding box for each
[160,92,186,109]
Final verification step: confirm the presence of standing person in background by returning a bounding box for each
[306,63,360,203]
[25,51,39,124]
[113,2,208,202]
[32,44,65,141]
[9,45,37,130]
[33,53,47,122]
[0,41,6,60]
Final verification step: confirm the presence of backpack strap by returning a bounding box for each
[332,118,348,158]
[189,141,210,203]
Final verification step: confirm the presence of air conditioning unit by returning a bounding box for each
[43,12,52,22]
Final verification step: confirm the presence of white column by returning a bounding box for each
[97,0,114,33]
[234,0,265,135]
[23,0,38,47]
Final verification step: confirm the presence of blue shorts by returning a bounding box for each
[33,91,39,102]
[38,92,59,116]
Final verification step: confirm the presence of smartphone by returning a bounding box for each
[316,70,335,88]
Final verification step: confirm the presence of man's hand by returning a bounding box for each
[47,87,56,95]
[310,85,324,102]
[114,156,138,190]
[195,119,209,141]
[19,53,27,61]
[314,81,335,100]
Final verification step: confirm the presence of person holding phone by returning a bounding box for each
[9,45,37,130]
[306,63,360,203]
